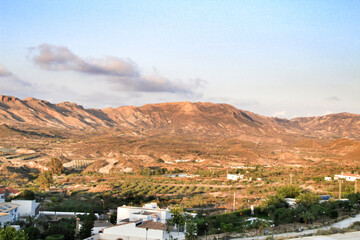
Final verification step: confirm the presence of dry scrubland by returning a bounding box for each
[0,96,360,211]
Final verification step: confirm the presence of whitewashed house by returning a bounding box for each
[89,219,185,240]
[0,187,20,203]
[334,173,360,181]
[0,202,19,223]
[117,203,171,224]
[77,220,112,235]
[227,174,244,181]
[11,200,40,218]
[0,213,12,226]
[0,192,5,204]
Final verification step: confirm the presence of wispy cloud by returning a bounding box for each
[273,111,287,118]
[29,44,203,94]
[327,96,340,101]
[0,64,12,77]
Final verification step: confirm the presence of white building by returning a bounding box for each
[227,174,244,181]
[334,173,360,182]
[0,202,19,223]
[0,213,12,226]
[0,193,5,204]
[89,219,185,240]
[117,203,171,224]
[11,200,40,218]
[324,177,332,181]
[0,187,20,203]
[77,220,112,235]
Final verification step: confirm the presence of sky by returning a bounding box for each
[0,0,359,118]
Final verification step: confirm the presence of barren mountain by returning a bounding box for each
[0,95,359,139]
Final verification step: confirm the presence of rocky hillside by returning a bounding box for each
[0,95,359,139]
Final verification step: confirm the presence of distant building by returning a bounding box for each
[0,187,20,203]
[11,200,40,218]
[334,173,360,181]
[227,174,244,181]
[175,159,191,163]
[324,177,332,181]
[0,202,19,223]
[117,203,171,224]
[285,198,297,208]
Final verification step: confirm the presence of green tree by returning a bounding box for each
[296,192,320,208]
[16,190,35,200]
[77,212,95,239]
[35,171,53,190]
[300,211,315,224]
[0,226,28,240]
[48,158,64,175]
[276,185,302,198]
[109,212,117,225]
[24,226,40,240]
[185,217,197,240]
[169,206,185,233]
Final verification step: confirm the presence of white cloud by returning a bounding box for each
[0,64,12,77]
[29,44,204,94]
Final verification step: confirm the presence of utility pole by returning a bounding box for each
[233,192,236,212]
[355,180,358,194]
[339,180,343,200]
[290,174,294,185]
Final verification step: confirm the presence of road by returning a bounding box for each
[232,213,360,240]
[293,231,360,239]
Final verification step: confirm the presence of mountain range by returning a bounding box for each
[0,95,359,139]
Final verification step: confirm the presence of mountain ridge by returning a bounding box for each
[0,95,359,139]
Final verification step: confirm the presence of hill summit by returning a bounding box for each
[0,95,359,139]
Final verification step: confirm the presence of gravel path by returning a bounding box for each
[231,213,360,240]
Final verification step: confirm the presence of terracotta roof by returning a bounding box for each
[137,220,165,230]
[0,213,9,217]
[0,187,20,194]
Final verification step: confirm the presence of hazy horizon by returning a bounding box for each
[0,0,359,118]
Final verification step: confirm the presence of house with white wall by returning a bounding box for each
[0,202,19,223]
[0,213,12,226]
[117,203,171,224]
[0,193,5,204]
[0,187,20,203]
[11,200,40,218]
[89,219,185,240]
[227,174,244,181]
[334,173,360,181]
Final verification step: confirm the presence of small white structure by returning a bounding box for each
[324,177,332,181]
[94,219,185,240]
[117,203,171,224]
[11,200,40,218]
[227,174,244,181]
[175,159,191,163]
[285,198,297,208]
[0,202,19,223]
[334,173,360,182]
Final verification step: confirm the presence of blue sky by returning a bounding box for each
[0,0,359,118]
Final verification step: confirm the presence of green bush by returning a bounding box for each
[45,235,64,240]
